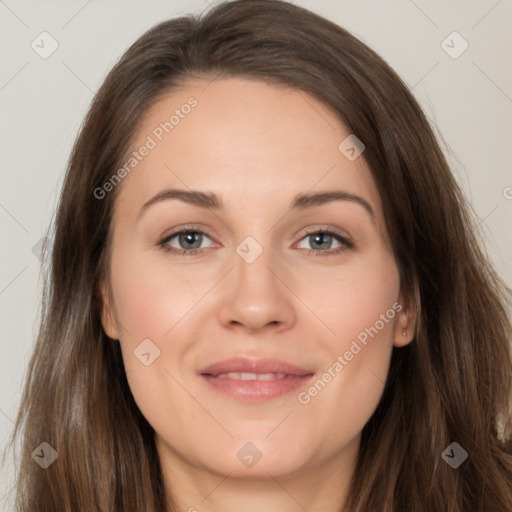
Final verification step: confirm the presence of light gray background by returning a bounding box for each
[0,0,511,509]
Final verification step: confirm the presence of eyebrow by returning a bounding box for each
[137,188,374,220]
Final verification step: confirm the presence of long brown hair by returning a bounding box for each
[8,1,512,510]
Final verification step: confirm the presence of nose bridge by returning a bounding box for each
[235,236,277,292]
[216,234,295,332]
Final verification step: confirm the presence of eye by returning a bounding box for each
[158,226,353,257]
[158,228,214,256]
[295,228,353,256]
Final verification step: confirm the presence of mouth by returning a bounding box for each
[199,357,315,401]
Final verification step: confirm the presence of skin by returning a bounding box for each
[99,76,417,512]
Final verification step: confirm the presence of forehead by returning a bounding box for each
[114,76,385,231]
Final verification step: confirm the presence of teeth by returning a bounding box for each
[216,372,287,380]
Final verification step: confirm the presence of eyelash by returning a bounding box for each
[157,225,354,258]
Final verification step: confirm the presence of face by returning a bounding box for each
[99,76,415,484]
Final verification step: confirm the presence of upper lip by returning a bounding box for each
[199,357,314,376]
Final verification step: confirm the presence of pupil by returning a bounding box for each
[311,233,331,250]
[180,232,201,249]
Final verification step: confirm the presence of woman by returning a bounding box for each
[9,0,512,510]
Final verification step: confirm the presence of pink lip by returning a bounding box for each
[199,357,315,401]
[200,357,313,376]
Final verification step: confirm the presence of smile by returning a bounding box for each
[199,357,315,401]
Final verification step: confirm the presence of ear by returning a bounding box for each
[97,279,120,340]
[393,280,420,348]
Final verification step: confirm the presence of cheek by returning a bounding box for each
[106,248,189,412]
[109,247,199,340]
[294,252,400,435]
[303,249,401,352]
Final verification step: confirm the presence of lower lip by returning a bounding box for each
[201,374,314,401]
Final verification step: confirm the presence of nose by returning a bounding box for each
[216,246,296,334]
